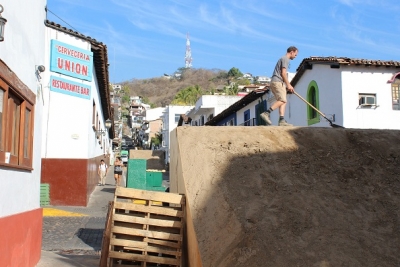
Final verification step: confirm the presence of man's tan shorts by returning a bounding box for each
[270,82,287,103]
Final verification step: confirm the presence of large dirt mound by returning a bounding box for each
[170,126,400,267]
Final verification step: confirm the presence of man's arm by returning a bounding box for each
[281,67,294,92]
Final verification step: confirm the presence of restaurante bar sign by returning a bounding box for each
[50,39,93,81]
[50,76,91,100]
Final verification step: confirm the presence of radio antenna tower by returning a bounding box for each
[185,33,192,68]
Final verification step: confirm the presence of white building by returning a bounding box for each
[40,21,112,206]
[206,89,269,126]
[187,95,243,126]
[0,0,46,265]
[161,105,193,164]
[146,107,166,121]
[255,76,271,84]
[274,57,400,129]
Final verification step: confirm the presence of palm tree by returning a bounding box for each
[172,85,203,105]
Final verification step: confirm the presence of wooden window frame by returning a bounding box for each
[391,78,400,110]
[0,74,35,170]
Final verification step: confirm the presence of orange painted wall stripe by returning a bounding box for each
[0,208,42,267]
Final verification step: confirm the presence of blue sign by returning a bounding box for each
[50,76,91,100]
[50,39,93,81]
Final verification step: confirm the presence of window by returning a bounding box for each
[391,78,400,110]
[244,110,250,126]
[174,114,180,123]
[92,101,96,127]
[200,116,205,126]
[0,74,35,169]
[359,93,376,108]
[307,81,320,125]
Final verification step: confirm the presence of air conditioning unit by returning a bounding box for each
[359,94,376,106]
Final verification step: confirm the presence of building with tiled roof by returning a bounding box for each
[40,20,113,206]
[279,56,400,128]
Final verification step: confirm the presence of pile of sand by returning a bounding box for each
[171,126,400,267]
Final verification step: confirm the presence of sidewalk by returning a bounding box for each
[37,168,125,267]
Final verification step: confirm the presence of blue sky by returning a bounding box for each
[46,0,400,83]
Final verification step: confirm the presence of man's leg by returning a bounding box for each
[101,171,106,185]
[278,102,292,126]
[278,102,286,116]
[261,101,284,125]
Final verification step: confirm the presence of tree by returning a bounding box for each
[228,83,239,95]
[122,95,130,103]
[141,96,156,108]
[151,132,162,148]
[237,78,251,86]
[171,85,203,105]
[227,67,243,78]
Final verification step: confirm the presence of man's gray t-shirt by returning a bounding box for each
[271,55,290,83]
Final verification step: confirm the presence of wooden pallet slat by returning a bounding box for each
[115,187,185,205]
[112,213,182,228]
[113,201,184,217]
[100,201,114,267]
[109,250,180,265]
[112,225,182,242]
[110,238,182,257]
[145,237,181,249]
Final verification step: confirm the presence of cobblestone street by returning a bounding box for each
[37,169,121,266]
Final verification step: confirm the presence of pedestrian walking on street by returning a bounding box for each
[97,159,108,186]
[114,156,123,186]
[261,46,298,126]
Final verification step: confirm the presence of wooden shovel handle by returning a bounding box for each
[292,91,328,119]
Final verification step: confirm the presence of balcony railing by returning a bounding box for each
[239,118,257,126]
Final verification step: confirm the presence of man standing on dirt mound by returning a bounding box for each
[261,46,298,126]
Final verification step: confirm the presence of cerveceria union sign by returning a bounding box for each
[50,39,93,82]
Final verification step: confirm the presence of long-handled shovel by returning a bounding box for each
[292,91,344,128]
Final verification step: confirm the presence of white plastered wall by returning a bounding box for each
[41,28,109,160]
[340,68,400,129]
[236,93,268,125]
[0,0,47,217]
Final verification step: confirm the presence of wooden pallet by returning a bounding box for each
[107,187,185,267]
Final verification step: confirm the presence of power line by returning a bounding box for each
[45,6,80,33]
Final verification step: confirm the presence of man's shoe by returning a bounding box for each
[278,120,293,126]
[260,112,272,125]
